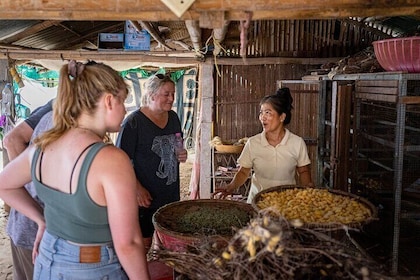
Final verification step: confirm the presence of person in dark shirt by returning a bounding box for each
[116,73,188,252]
[3,100,52,280]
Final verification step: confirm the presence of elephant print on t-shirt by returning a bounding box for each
[151,134,178,185]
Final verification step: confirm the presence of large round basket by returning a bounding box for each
[252,185,378,229]
[153,199,256,252]
[215,144,244,154]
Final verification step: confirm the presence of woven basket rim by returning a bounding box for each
[153,199,256,240]
[214,144,244,153]
[251,185,378,228]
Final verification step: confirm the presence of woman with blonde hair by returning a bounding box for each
[116,73,188,251]
[0,60,150,279]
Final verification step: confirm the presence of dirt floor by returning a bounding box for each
[0,203,12,280]
[0,150,193,280]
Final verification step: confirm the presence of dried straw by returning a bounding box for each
[149,210,391,280]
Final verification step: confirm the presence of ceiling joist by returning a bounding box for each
[0,49,339,66]
[0,1,418,21]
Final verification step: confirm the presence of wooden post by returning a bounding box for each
[198,61,213,198]
[0,59,11,213]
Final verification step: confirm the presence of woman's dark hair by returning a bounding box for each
[259,87,294,124]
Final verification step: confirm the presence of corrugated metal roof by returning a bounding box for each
[357,16,420,37]
[0,20,41,40]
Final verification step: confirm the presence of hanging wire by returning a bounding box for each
[213,34,228,78]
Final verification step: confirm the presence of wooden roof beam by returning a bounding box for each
[0,49,341,67]
[185,20,202,55]
[0,1,418,21]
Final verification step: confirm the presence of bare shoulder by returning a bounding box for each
[93,144,136,189]
[91,144,134,182]
[96,144,130,162]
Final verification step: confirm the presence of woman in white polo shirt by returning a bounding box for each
[219,87,314,203]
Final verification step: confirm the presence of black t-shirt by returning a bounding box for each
[116,109,182,209]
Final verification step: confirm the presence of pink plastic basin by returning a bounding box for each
[373,36,420,73]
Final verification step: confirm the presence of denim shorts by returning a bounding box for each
[33,230,128,280]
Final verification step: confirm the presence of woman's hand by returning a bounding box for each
[32,222,46,264]
[177,148,188,163]
[136,183,152,208]
[212,189,231,199]
[212,182,234,199]
[212,166,250,199]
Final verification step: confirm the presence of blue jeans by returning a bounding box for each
[33,231,128,280]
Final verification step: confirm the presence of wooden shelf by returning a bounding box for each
[211,148,251,198]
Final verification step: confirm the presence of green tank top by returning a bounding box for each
[32,142,112,244]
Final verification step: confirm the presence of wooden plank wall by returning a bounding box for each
[223,19,386,58]
[356,80,399,103]
[278,81,321,186]
[214,64,312,142]
[213,64,321,184]
[334,84,353,191]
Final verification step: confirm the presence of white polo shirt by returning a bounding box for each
[237,129,311,203]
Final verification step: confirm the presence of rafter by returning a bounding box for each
[0,1,418,21]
